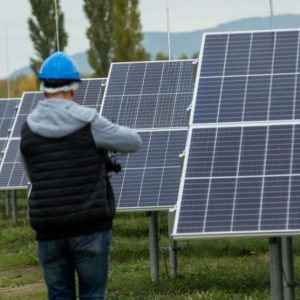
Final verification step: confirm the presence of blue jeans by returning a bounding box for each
[38,230,111,300]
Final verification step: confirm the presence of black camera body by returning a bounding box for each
[106,157,122,174]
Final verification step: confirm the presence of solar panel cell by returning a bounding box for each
[233,177,262,231]
[239,126,267,176]
[225,33,251,76]
[243,76,271,121]
[273,31,299,74]
[218,77,247,122]
[249,32,275,75]
[200,34,227,77]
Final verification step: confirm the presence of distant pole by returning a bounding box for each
[54,0,60,51]
[166,0,171,60]
[269,0,275,29]
[5,25,11,98]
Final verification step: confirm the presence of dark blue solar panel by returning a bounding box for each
[112,130,187,209]
[176,122,300,236]
[0,99,19,138]
[102,60,194,129]
[76,78,106,110]
[101,61,194,210]
[193,30,300,124]
[0,140,27,188]
[176,29,300,236]
[12,93,43,137]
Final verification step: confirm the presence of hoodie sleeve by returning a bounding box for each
[90,115,142,153]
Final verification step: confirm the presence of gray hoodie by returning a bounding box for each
[26,98,142,152]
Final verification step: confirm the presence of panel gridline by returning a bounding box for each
[101,60,194,210]
[0,79,106,189]
[174,29,300,238]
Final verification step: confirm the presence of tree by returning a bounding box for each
[83,0,112,77]
[179,53,188,59]
[192,52,199,59]
[84,0,149,77]
[155,52,169,60]
[0,76,38,98]
[112,0,149,62]
[28,0,68,76]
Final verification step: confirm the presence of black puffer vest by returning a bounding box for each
[20,122,115,240]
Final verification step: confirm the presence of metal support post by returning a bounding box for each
[11,190,17,225]
[27,183,32,220]
[168,208,177,278]
[4,190,10,217]
[149,211,160,282]
[281,237,295,300]
[269,237,284,300]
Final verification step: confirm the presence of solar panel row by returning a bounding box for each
[0,61,194,212]
[174,29,300,239]
[101,60,194,210]
[0,79,106,190]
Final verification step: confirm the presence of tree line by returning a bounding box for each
[1,0,197,98]
[28,0,149,78]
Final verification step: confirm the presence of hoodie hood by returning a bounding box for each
[27,99,98,138]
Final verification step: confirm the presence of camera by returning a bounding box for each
[105,152,122,174]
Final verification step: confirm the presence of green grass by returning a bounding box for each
[0,192,300,299]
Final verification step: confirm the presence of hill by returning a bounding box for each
[9,14,300,78]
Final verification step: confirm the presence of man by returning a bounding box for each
[20,52,142,300]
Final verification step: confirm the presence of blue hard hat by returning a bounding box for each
[38,52,80,81]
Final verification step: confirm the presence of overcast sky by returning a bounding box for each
[0,0,300,78]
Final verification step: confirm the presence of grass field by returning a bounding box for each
[1,192,300,299]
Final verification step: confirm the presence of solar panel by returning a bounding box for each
[112,129,187,210]
[101,60,195,210]
[173,29,300,239]
[0,98,19,139]
[101,60,194,129]
[0,98,20,160]
[0,78,106,190]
